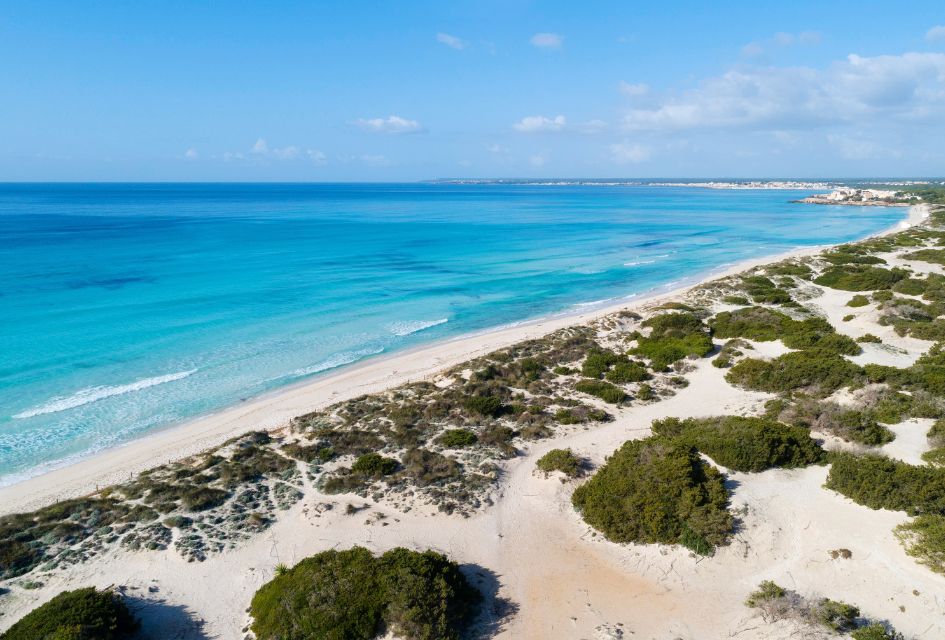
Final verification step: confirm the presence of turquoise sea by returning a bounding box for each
[0,183,906,483]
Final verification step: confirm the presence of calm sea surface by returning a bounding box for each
[0,183,905,482]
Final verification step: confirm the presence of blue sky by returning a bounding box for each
[2,1,945,180]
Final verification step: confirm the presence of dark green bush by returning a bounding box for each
[574,379,626,404]
[605,360,649,383]
[813,265,907,291]
[825,452,945,515]
[631,312,714,370]
[0,587,138,640]
[711,307,856,354]
[857,333,882,344]
[436,429,478,448]
[581,349,623,379]
[851,623,904,640]
[249,546,480,640]
[847,295,871,307]
[536,448,581,477]
[814,598,859,632]
[351,453,399,478]
[463,395,503,417]
[571,437,732,553]
[651,416,825,472]
[283,442,335,463]
[726,351,863,396]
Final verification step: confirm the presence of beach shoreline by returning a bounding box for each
[0,203,928,516]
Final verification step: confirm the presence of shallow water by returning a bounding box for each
[0,183,905,482]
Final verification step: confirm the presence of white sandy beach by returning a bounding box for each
[1,203,940,640]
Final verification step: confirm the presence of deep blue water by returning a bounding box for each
[0,183,905,482]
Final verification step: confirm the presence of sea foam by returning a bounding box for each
[387,318,448,337]
[14,369,198,419]
[289,347,385,378]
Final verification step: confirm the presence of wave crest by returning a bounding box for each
[387,318,448,337]
[14,369,198,419]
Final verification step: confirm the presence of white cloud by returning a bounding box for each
[610,142,650,164]
[183,148,199,160]
[252,138,300,160]
[619,81,650,97]
[307,150,327,165]
[621,52,945,132]
[354,115,424,134]
[485,143,507,154]
[514,114,567,133]
[577,119,607,134]
[436,32,466,50]
[928,25,945,42]
[530,32,562,49]
[529,153,547,167]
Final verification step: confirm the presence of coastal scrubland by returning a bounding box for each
[2,196,945,638]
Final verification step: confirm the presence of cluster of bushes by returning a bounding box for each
[571,436,732,555]
[743,581,902,639]
[536,448,582,477]
[651,416,825,472]
[904,248,945,266]
[0,587,138,640]
[436,429,478,448]
[814,264,908,291]
[738,274,794,305]
[726,350,863,396]
[630,312,714,370]
[848,294,871,307]
[574,379,626,404]
[711,306,860,355]
[773,397,896,446]
[825,452,945,515]
[250,546,481,640]
[895,514,945,574]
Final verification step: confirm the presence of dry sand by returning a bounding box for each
[1,204,941,640]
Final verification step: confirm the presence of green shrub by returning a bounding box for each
[711,307,857,354]
[825,452,945,515]
[575,379,626,404]
[437,429,478,448]
[851,624,904,640]
[553,365,575,375]
[651,416,825,472]
[636,383,654,401]
[847,295,870,307]
[712,338,748,368]
[463,395,503,417]
[536,449,582,477]
[922,447,945,466]
[0,587,138,640]
[814,598,859,632]
[929,419,945,447]
[873,289,895,302]
[282,442,335,463]
[605,360,649,383]
[857,333,882,343]
[630,312,714,370]
[249,546,480,640]
[905,248,945,265]
[739,275,793,304]
[722,295,750,305]
[180,487,229,511]
[571,437,732,553]
[351,453,398,478]
[744,580,786,607]
[726,351,863,396]
[581,349,623,378]
[813,265,907,291]
[895,514,945,574]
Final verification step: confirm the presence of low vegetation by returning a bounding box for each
[536,448,582,477]
[825,452,945,515]
[571,436,732,555]
[630,312,714,370]
[250,546,481,640]
[651,416,825,472]
[726,350,863,396]
[0,587,138,640]
[894,514,945,574]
